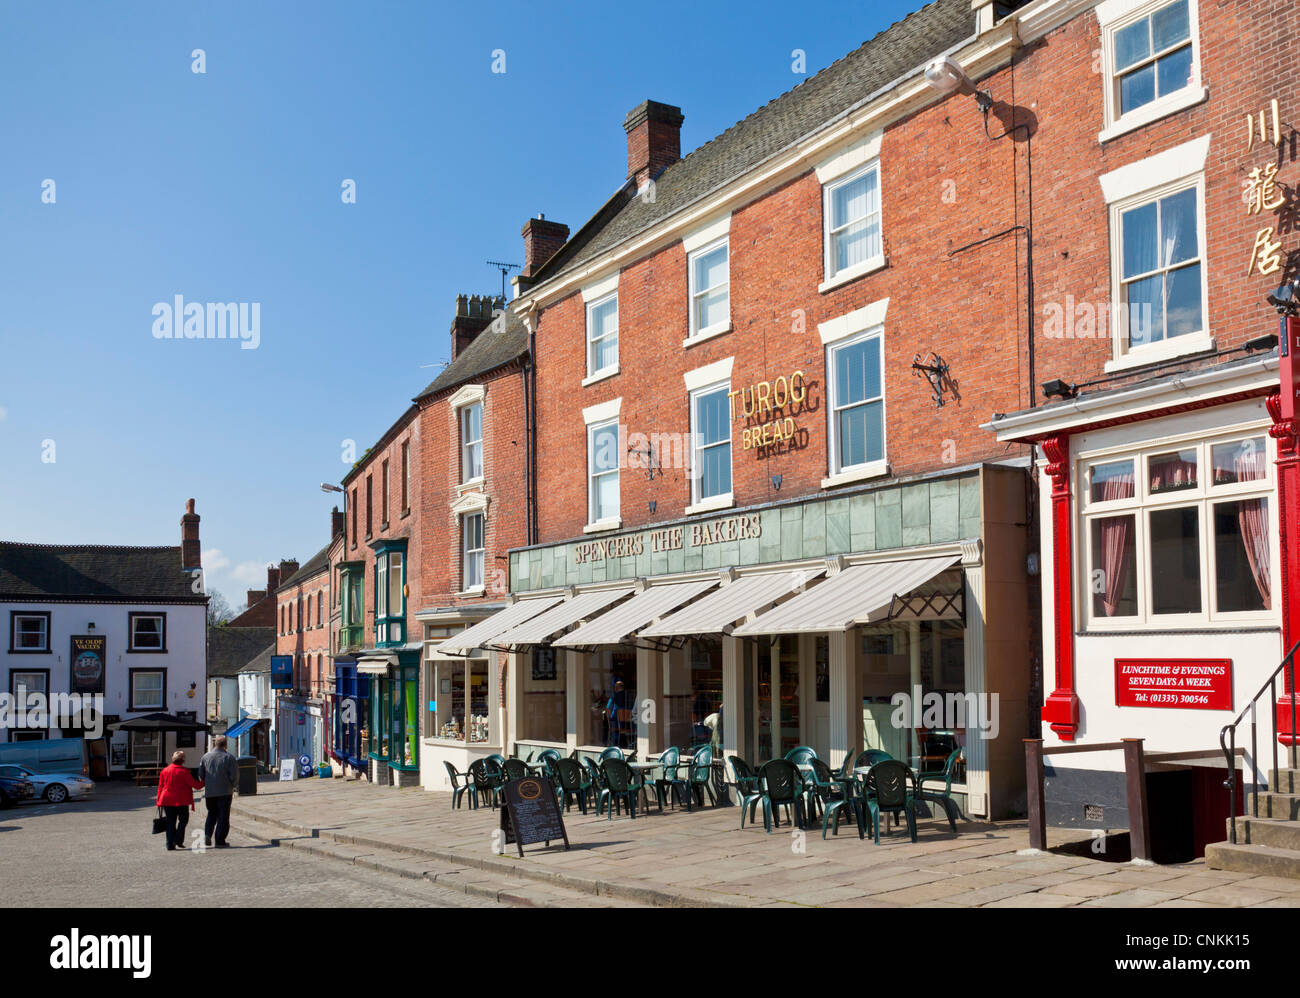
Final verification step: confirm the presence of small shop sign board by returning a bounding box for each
[499,777,569,858]
[278,758,297,781]
[1115,659,1232,711]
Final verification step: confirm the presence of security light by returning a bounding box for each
[924,56,994,111]
[1041,378,1075,400]
[1267,281,1300,317]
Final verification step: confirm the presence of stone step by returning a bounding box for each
[1228,815,1300,851]
[1205,840,1300,879]
[1269,768,1300,794]
[1250,791,1300,820]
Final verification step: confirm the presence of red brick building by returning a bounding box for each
[275,539,332,767]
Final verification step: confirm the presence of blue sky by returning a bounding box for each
[0,0,918,607]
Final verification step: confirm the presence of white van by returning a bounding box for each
[0,738,90,776]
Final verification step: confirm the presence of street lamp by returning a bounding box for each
[924,55,994,112]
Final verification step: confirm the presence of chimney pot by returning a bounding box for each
[624,99,684,187]
[180,498,201,571]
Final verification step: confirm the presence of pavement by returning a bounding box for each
[0,782,526,908]
[227,774,1300,907]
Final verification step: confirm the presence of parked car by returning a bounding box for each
[0,772,35,808]
[0,764,92,803]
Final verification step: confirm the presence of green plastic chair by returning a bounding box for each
[915,747,964,832]
[597,758,639,819]
[784,745,818,766]
[756,759,807,833]
[553,757,592,814]
[598,746,624,763]
[501,758,530,782]
[486,753,506,767]
[651,747,684,809]
[687,745,716,807]
[808,757,855,838]
[855,760,918,844]
[728,757,764,828]
[838,748,858,778]
[443,761,472,811]
[467,758,503,810]
[854,749,892,770]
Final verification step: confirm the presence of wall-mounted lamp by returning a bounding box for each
[1041,378,1076,401]
[771,475,783,491]
[1268,280,1300,317]
[924,56,994,112]
[87,622,95,632]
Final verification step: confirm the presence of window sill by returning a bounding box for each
[380,522,389,532]
[582,365,619,388]
[685,493,735,516]
[1098,87,1209,145]
[456,478,485,495]
[683,323,732,348]
[400,508,410,519]
[455,586,486,598]
[583,517,622,534]
[1104,333,1215,374]
[821,460,890,490]
[818,255,887,294]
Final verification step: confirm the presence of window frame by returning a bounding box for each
[1107,173,1210,369]
[400,440,410,515]
[689,381,734,509]
[127,612,167,653]
[1077,425,1278,631]
[129,668,167,712]
[822,161,884,288]
[9,611,51,654]
[687,236,731,340]
[587,418,622,528]
[1099,0,1204,140]
[826,325,888,480]
[372,542,407,647]
[462,512,486,593]
[585,291,619,381]
[381,459,390,529]
[461,401,484,484]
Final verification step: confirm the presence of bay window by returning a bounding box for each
[1080,432,1274,628]
[372,542,406,646]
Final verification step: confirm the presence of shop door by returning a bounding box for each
[751,636,802,762]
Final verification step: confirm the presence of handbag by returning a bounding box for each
[152,807,167,835]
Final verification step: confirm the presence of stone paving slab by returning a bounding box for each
[226,776,1300,908]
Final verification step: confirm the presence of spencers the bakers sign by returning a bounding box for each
[730,370,818,457]
[573,513,764,564]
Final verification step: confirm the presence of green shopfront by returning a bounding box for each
[475,464,1035,820]
[358,538,421,788]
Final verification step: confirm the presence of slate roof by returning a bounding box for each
[415,307,528,401]
[238,645,275,674]
[536,0,975,286]
[280,543,331,589]
[0,543,206,602]
[207,625,276,678]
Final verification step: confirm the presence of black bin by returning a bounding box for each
[236,756,259,796]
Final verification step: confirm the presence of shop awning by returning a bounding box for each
[356,652,397,675]
[434,594,565,657]
[224,716,262,740]
[554,578,719,647]
[492,587,636,649]
[639,568,825,638]
[732,554,961,635]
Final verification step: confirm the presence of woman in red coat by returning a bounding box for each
[156,750,205,851]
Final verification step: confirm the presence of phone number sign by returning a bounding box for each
[1115,659,1232,710]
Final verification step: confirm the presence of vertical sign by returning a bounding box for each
[69,635,106,696]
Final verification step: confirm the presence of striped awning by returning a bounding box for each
[435,594,565,657]
[639,568,824,638]
[554,578,719,647]
[492,587,635,649]
[732,554,960,635]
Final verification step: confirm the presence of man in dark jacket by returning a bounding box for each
[199,735,239,848]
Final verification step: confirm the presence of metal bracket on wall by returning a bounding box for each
[911,352,954,408]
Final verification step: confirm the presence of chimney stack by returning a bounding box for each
[266,564,282,593]
[624,100,684,188]
[520,215,569,281]
[331,505,345,538]
[180,498,201,571]
[279,558,299,584]
[245,587,266,609]
[450,293,504,359]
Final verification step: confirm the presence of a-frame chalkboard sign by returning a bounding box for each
[499,776,570,857]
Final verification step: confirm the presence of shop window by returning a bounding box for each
[130,670,166,711]
[522,648,566,744]
[586,292,619,379]
[823,162,882,283]
[128,613,166,652]
[665,643,722,750]
[9,612,50,653]
[130,730,162,767]
[688,238,729,339]
[828,330,884,475]
[428,657,490,743]
[588,420,620,525]
[587,651,637,749]
[1081,432,1273,627]
[690,383,732,505]
[369,665,418,768]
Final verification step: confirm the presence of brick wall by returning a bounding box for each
[275,568,331,696]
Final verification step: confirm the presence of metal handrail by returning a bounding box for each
[1219,640,1300,844]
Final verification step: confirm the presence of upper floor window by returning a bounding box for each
[690,383,732,506]
[588,420,621,525]
[305,595,312,629]
[365,475,373,538]
[130,669,166,711]
[461,402,483,482]
[400,440,410,513]
[586,293,619,379]
[688,238,730,339]
[381,460,390,527]
[1080,430,1274,628]
[9,612,50,653]
[829,330,885,476]
[463,512,485,591]
[824,163,882,284]
[374,545,406,646]
[350,487,358,547]
[1100,0,1202,139]
[316,594,323,628]
[129,613,165,652]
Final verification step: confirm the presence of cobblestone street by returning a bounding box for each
[1,783,505,908]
